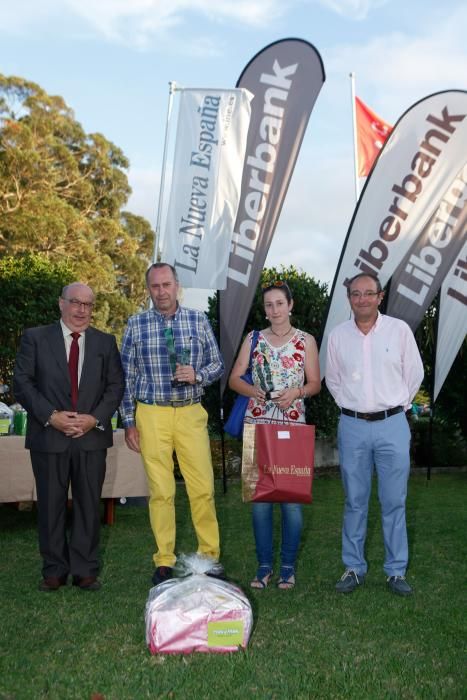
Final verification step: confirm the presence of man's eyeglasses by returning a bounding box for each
[62,297,94,310]
[349,290,380,299]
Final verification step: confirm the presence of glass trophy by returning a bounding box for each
[164,327,191,387]
[256,357,279,400]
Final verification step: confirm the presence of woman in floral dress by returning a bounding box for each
[229,281,320,589]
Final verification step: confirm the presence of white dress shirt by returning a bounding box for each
[325,313,424,412]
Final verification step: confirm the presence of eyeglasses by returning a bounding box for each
[62,297,94,310]
[349,291,380,299]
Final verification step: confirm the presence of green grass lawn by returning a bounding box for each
[0,473,466,699]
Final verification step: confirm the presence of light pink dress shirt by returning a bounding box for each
[325,313,424,412]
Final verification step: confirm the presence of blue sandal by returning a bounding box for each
[250,565,273,589]
[277,566,295,590]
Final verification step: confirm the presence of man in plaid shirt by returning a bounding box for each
[120,263,225,584]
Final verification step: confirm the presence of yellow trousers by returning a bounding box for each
[136,401,220,567]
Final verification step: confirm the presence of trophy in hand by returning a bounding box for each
[172,346,191,387]
[256,357,281,400]
[164,327,191,387]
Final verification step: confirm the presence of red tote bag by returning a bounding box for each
[253,423,315,504]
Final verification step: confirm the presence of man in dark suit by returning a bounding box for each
[14,282,124,592]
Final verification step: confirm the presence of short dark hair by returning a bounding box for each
[145,262,178,286]
[262,280,293,304]
[347,272,382,296]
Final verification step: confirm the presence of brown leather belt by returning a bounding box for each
[341,406,404,422]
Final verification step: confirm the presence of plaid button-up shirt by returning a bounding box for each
[119,305,223,427]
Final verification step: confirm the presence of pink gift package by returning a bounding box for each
[145,556,253,655]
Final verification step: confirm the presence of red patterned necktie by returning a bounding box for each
[68,332,80,410]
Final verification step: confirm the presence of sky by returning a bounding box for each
[1,0,466,302]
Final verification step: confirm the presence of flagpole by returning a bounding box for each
[349,72,360,203]
[152,80,180,264]
[216,290,228,494]
[427,290,441,481]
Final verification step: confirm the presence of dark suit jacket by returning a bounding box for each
[13,322,124,453]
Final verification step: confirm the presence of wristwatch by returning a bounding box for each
[195,372,203,385]
[45,409,57,427]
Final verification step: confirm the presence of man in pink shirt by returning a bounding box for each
[325,273,423,596]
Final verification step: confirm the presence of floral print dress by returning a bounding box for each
[244,329,307,425]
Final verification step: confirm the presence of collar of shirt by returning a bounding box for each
[151,303,180,324]
[60,320,85,382]
[351,311,382,336]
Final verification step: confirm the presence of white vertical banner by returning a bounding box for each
[162,88,252,290]
[434,243,467,400]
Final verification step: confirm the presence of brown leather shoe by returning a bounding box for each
[38,576,67,592]
[72,576,101,591]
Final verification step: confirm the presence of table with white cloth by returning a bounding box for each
[0,430,149,524]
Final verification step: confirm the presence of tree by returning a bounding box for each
[0,253,75,401]
[0,74,153,340]
[436,344,467,438]
[206,265,339,439]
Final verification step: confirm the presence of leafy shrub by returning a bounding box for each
[410,416,467,467]
[0,253,74,403]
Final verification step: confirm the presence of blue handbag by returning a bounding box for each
[224,331,260,439]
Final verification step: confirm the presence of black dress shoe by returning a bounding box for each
[72,576,101,591]
[38,575,68,592]
[152,566,173,585]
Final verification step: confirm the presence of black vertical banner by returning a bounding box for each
[219,38,325,393]
[386,162,467,330]
[319,90,467,377]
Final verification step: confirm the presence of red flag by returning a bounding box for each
[355,96,392,177]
